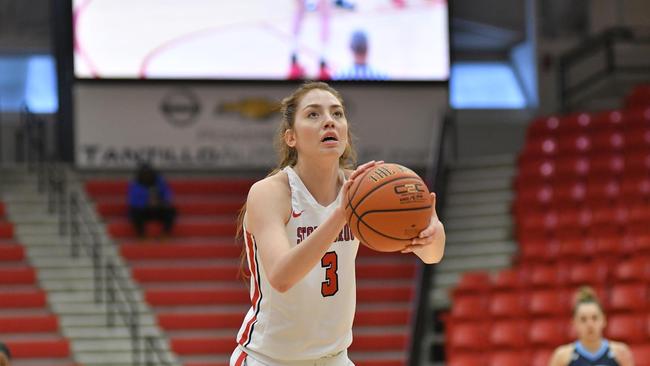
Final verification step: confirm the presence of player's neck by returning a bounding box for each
[580,338,603,353]
[293,159,341,206]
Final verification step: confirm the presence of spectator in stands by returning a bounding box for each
[0,342,11,366]
[229,81,445,365]
[334,30,388,81]
[548,286,634,366]
[128,163,177,240]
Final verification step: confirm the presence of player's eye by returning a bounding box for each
[333,110,344,118]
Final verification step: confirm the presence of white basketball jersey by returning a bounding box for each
[236,166,359,363]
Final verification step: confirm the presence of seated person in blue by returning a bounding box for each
[549,286,634,366]
[128,163,177,239]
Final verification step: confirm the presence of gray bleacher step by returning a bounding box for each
[453,154,515,169]
[449,166,515,181]
[446,178,512,194]
[445,215,512,231]
[64,325,161,339]
[49,291,145,304]
[72,338,169,353]
[16,225,68,236]
[446,190,513,206]
[6,213,59,224]
[443,240,516,257]
[445,202,512,218]
[51,302,150,316]
[1,195,49,204]
[75,352,163,365]
[178,355,230,364]
[446,227,512,243]
[30,256,95,268]
[435,254,511,272]
[433,271,460,288]
[61,314,157,328]
[38,267,130,281]
[41,279,139,292]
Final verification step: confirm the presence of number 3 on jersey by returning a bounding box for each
[321,251,338,297]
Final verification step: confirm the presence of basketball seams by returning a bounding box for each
[358,206,432,241]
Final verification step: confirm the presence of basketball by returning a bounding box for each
[345,163,434,252]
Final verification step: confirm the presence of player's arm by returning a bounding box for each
[612,342,635,366]
[403,193,445,264]
[548,345,571,366]
[246,176,345,293]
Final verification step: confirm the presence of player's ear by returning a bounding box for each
[285,129,296,148]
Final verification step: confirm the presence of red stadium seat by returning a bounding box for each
[488,351,527,366]
[489,293,528,319]
[489,321,529,349]
[527,116,560,140]
[448,354,486,366]
[452,272,491,298]
[447,323,489,352]
[568,260,609,286]
[558,135,592,155]
[492,269,527,291]
[556,156,591,179]
[609,284,648,312]
[624,84,650,109]
[592,131,626,152]
[521,138,559,160]
[531,349,554,366]
[606,314,647,343]
[451,296,488,321]
[529,319,568,347]
[528,264,568,288]
[614,258,650,282]
[590,154,626,177]
[528,290,570,316]
[557,113,593,134]
[631,344,650,366]
[592,110,627,131]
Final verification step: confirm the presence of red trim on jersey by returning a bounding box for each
[238,230,261,346]
[234,349,248,366]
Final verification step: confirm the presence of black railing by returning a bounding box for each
[106,260,142,365]
[558,26,650,111]
[143,336,174,366]
[408,112,455,366]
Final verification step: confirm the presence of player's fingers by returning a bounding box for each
[430,193,438,219]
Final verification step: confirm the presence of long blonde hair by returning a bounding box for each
[237,81,358,279]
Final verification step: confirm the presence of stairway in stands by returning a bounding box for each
[0,194,74,365]
[431,155,517,310]
[86,176,418,366]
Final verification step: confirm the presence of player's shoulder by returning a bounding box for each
[549,343,574,365]
[610,341,633,361]
[248,170,290,200]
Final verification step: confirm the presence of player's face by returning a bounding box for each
[573,303,606,342]
[288,89,348,159]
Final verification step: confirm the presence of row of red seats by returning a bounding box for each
[517,153,650,184]
[526,107,650,140]
[518,204,650,229]
[447,339,650,366]
[453,259,650,295]
[518,235,650,263]
[520,131,650,162]
[452,283,649,319]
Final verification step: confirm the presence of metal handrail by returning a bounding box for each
[558,26,650,111]
[106,260,142,365]
[407,112,455,366]
[143,336,174,366]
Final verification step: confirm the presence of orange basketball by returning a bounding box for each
[344,163,433,252]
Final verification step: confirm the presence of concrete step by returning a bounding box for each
[446,191,513,206]
[449,166,516,181]
[38,268,131,281]
[65,325,161,339]
[16,225,66,236]
[436,253,511,273]
[444,202,512,219]
[61,314,157,328]
[72,338,170,353]
[446,178,512,194]
[49,290,145,304]
[444,240,516,257]
[453,154,515,169]
[30,256,95,268]
[432,271,460,288]
[446,227,512,244]
[51,302,150,316]
[41,279,138,292]
[75,351,174,366]
[8,213,60,224]
[445,215,512,231]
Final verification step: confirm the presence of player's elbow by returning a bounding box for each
[268,274,294,293]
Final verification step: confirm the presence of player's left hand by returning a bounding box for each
[401,193,444,253]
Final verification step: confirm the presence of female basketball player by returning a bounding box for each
[230,81,445,366]
[548,286,634,366]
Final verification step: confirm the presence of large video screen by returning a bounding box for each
[72,0,449,81]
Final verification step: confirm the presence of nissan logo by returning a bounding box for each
[160,89,201,128]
